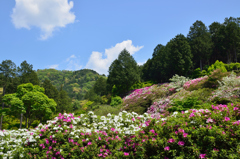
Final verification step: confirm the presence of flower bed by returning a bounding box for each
[0,103,240,158]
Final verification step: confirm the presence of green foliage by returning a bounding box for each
[203,69,230,88]
[71,99,81,111]
[18,60,40,85]
[110,96,122,106]
[189,88,213,102]
[167,97,202,113]
[191,68,208,78]
[41,79,59,102]
[94,105,122,116]
[207,60,227,74]
[129,81,155,91]
[224,62,240,71]
[3,83,57,129]
[37,69,103,100]
[57,85,72,114]
[93,76,107,96]
[166,34,193,77]
[107,49,140,96]
[187,20,213,70]
[83,101,94,110]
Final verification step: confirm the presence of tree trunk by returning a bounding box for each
[25,114,28,129]
[234,45,237,62]
[0,86,6,130]
[200,59,203,71]
[20,113,23,129]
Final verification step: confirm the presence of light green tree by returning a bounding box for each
[3,83,57,129]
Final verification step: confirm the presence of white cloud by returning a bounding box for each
[137,61,146,66]
[11,0,76,40]
[49,64,59,69]
[66,54,76,62]
[86,40,144,75]
[65,54,82,71]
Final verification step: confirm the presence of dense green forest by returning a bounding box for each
[36,68,105,100]
[1,16,240,130]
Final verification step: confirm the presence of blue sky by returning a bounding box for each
[0,0,240,75]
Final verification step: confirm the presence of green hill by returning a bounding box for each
[36,68,105,100]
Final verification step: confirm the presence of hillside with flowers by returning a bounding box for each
[1,60,240,158]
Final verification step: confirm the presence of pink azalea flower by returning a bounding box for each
[111,128,115,131]
[183,133,188,137]
[164,146,170,151]
[168,138,175,143]
[149,129,155,133]
[199,154,206,158]
[124,152,129,156]
[224,117,230,121]
[178,141,185,146]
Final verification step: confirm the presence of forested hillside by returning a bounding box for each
[36,68,105,100]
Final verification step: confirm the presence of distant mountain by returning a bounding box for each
[36,69,105,100]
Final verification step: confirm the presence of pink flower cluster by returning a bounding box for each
[123,86,154,101]
[183,76,208,89]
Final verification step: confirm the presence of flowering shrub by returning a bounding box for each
[123,85,154,101]
[183,76,208,90]
[0,111,151,158]
[0,103,240,158]
[209,71,240,103]
[137,103,240,158]
[168,74,190,92]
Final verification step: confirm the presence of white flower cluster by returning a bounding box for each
[0,111,151,158]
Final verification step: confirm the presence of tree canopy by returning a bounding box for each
[2,83,57,129]
[107,49,140,96]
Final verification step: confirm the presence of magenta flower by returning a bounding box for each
[234,107,239,111]
[224,117,230,121]
[178,141,185,146]
[168,138,175,143]
[87,142,92,145]
[39,134,42,136]
[149,129,155,133]
[199,154,206,158]
[99,137,101,140]
[183,133,188,137]
[189,113,195,118]
[111,128,115,131]
[164,146,170,151]
[124,152,129,156]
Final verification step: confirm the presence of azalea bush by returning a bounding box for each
[123,84,174,115]
[168,74,190,92]
[183,76,208,91]
[209,71,240,104]
[1,103,240,158]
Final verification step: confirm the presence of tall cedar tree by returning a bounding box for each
[166,34,193,78]
[107,49,140,96]
[0,60,17,130]
[17,60,40,85]
[223,17,240,63]
[209,22,226,63]
[57,85,72,114]
[93,76,107,96]
[41,79,59,102]
[187,20,213,70]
